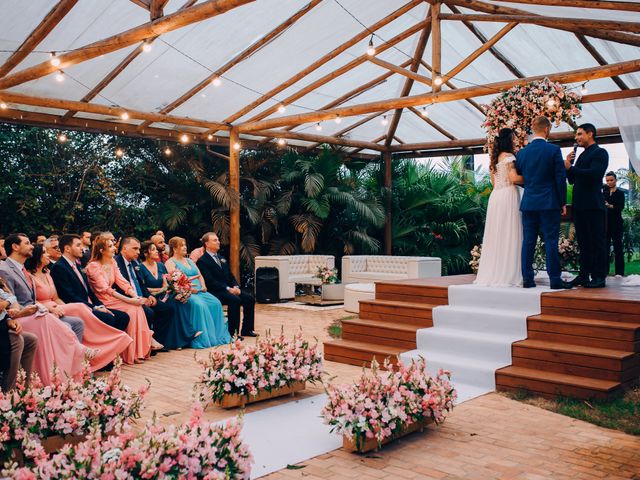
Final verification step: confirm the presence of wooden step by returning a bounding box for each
[511,357,640,382]
[542,289,640,323]
[359,300,436,327]
[527,314,640,352]
[495,366,621,400]
[512,339,637,372]
[375,274,473,304]
[323,339,404,368]
[341,318,419,350]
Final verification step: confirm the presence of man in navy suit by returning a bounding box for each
[515,116,572,290]
[50,234,129,331]
[196,232,256,338]
[565,123,609,288]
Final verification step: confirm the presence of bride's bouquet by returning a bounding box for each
[163,270,192,303]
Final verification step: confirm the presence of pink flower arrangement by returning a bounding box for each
[197,330,324,404]
[314,266,339,285]
[0,360,147,465]
[483,78,582,156]
[2,404,253,479]
[469,244,482,274]
[163,270,192,303]
[321,358,456,449]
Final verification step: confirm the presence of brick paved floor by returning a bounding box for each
[120,304,640,480]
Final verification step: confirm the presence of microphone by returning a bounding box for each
[571,143,578,163]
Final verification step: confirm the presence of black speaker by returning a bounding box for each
[255,267,280,303]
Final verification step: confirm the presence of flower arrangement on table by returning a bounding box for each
[0,360,147,465]
[483,78,582,156]
[314,266,339,285]
[163,270,192,303]
[469,244,482,274]
[2,404,253,479]
[197,330,323,407]
[321,357,456,452]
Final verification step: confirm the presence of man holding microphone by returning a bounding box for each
[565,123,609,288]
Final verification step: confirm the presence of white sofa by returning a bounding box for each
[341,255,441,284]
[254,255,335,300]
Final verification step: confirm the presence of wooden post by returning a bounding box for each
[229,128,241,281]
[383,151,393,255]
[431,1,441,93]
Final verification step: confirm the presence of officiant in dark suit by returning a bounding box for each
[196,232,256,338]
[565,123,609,288]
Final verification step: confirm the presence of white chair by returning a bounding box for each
[254,255,335,300]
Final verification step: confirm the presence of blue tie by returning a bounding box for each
[127,262,143,297]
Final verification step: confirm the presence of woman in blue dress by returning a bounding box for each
[165,237,231,348]
[138,241,199,349]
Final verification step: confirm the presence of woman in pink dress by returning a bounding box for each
[0,277,88,386]
[26,245,132,371]
[85,236,152,364]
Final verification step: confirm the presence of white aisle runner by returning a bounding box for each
[400,284,549,403]
[235,394,340,479]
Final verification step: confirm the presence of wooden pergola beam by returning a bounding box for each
[368,57,432,87]
[130,0,151,10]
[248,129,387,151]
[439,13,640,34]
[138,0,323,131]
[420,59,487,115]
[0,90,230,131]
[237,59,640,131]
[575,34,629,91]
[492,0,640,12]
[408,107,456,140]
[581,87,640,103]
[0,0,78,78]
[229,129,240,281]
[150,0,170,19]
[218,0,424,126]
[299,112,385,150]
[431,2,442,93]
[0,0,257,90]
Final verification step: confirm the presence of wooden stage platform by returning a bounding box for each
[324,275,640,400]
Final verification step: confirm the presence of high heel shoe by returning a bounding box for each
[134,358,145,364]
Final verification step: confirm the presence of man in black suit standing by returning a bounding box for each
[50,234,129,331]
[565,123,609,288]
[116,237,173,349]
[196,232,256,338]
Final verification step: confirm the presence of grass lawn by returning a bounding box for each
[504,388,640,436]
[618,259,640,275]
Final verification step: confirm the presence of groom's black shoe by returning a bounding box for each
[550,280,573,290]
[522,280,536,288]
[569,275,589,287]
[584,277,606,289]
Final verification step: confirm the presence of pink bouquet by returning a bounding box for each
[197,330,324,404]
[0,360,147,465]
[321,358,456,449]
[2,404,253,479]
[314,266,339,285]
[163,270,192,303]
[469,244,482,274]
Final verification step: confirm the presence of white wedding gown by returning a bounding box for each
[474,155,523,287]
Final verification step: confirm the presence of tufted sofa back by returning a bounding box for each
[365,256,412,274]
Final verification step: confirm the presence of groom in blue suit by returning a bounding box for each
[515,116,572,289]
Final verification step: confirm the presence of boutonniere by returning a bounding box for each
[220,258,227,264]
[134,265,141,272]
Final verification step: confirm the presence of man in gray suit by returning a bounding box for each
[0,234,84,342]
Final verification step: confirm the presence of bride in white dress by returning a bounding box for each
[475,128,524,287]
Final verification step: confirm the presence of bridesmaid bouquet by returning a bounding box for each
[163,270,192,303]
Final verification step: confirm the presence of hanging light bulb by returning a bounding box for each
[120,112,130,120]
[164,147,172,155]
[180,133,190,143]
[115,148,124,157]
[335,116,342,124]
[57,133,67,143]
[0,102,7,110]
[207,134,214,140]
[433,76,443,86]
[233,142,241,150]
[55,71,65,82]
[381,115,388,126]
[315,123,322,132]
[277,138,286,146]
[212,77,222,87]
[50,52,61,67]
[366,35,376,56]
[142,41,152,53]
[580,83,589,95]
[277,104,286,114]
[420,107,429,117]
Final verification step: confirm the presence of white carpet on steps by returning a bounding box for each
[401,284,549,404]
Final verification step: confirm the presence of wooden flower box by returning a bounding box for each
[218,381,306,409]
[342,417,433,453]
[9,432,98,466]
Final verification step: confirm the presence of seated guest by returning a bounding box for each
[0,275,88,386]
[85,236,154,364]
[44,236,61,264]
[0,237,6,260]
[0,234,85,342]
[35,235,46,246]
[155,230,171,257]
[116,237,173,350]
[138,241,200,349]
[0,290,37,391]
[166,237,230,348]
[150,234,169,263]
[51,234,129,332]
[196,232,256,338]
[26,245,132,371]
[80,231,92,268]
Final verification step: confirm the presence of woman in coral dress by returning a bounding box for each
[26,245,132,371]
[0,277,88,386]
[85,236,152,364]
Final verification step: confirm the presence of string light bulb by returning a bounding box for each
[0,102,7,110]
[120,112,129,120]
[381,115,388,126]
[142,41,152,53]
[55,71,65,82]
[212,77,222,87]
[57,133,67,143]
[366,35,376,56]
[433,76,443,86]
[207,134,214,140]
[164,147,172,155]
[115,148,124,157]
[277,138,286,146]
[277,104,286,114]
[233,142,241,150]
[580,83,589,95]
[180,133,190,143]
[420,107,429,117]
[50,52,61,67]
[335,116,342,124]
[315,123,322,131]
